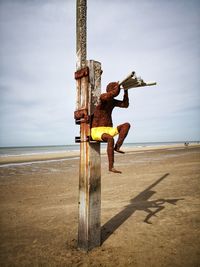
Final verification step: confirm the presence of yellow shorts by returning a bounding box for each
[91,127,119,141]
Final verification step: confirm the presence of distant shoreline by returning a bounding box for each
[0,143,199,167]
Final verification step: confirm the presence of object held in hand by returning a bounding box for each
[119,71,156,90]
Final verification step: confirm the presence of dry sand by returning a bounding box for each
[0,145,200,267]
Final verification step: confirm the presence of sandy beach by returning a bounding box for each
[0,145,200,266]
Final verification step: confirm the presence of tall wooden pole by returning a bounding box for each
[76,0,101,251]
[76,0,87,69]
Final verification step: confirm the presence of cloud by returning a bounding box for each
[0,0,200,146]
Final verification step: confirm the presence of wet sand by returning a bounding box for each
[0,146,200,266]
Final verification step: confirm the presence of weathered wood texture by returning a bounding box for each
[88,60,101,115]
[88,60,101,249]
[76,0,101,251]
[76,0,87,70]
[78,60,101,251]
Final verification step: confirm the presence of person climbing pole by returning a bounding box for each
[91,82,130,173]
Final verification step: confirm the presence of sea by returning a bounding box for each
[0,145,79,157]
[0,142,195,157]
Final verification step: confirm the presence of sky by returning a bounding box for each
[0,0,199,147]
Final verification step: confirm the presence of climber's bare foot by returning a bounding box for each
[109,168,122,174]
[114,148,125,154]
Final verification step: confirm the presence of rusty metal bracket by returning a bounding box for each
[74,67,89,80]
[75,118,87,125]
[75,136,90,143]
[75,136,106,143]
[74,108,90,125]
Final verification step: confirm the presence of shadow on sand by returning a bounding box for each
[101,173,184,244]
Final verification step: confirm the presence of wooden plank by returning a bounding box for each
[88,60,101,114]
[87,60,101,249]
[76,0,101,251]
[76,0,90,251]
[77,61,101,251]
[76,0,87,69]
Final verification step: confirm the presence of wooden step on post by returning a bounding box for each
[77,60,101,251]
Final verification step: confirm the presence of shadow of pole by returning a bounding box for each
[101,173,184,244]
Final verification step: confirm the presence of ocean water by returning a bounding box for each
[0,142,190,157]
[0,145,79,157]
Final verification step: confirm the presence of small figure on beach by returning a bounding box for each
[91,82,130,173]
[184,142,189,147]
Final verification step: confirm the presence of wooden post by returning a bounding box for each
[76,0,101,251]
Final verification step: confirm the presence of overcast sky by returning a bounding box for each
[0,0,199,147]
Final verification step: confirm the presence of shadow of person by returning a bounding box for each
[101,173,184,244]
